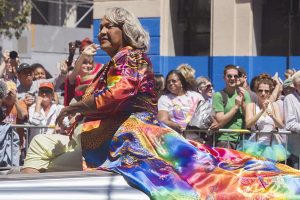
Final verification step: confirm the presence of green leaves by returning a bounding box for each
[0,0,32,39]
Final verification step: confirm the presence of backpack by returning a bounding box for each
[220,89,228,106]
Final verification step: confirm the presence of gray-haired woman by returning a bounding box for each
[22,7,156,173]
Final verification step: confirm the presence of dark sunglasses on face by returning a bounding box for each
[226,74,239,79]
[39,89,53,95]
[200,84,213,90]
[167,79,179,84]
[257,89,270,94]
[205,84,213,90]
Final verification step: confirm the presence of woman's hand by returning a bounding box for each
[58,61,68,75]
[235,94,243,108]
[262,100,270,111]
[209,119,219,130]
[35,96,43,105]
[56,106,76,128]
[24,93,35,106]
[175,124,185,133]
[81,43,100,57]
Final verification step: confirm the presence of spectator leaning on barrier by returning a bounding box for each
[196,76,214,103]
[186,76,218,145]
[243,74,286,162]
[212,64,251,149]
[1,81,28,152]
[1,81,28,124]
[28,82,69,143]
[0,79,21,167]
[157,70,202,134]
[284,70,300,168]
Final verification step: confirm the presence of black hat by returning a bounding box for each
[236,66,247,76]
[16,63,33,73]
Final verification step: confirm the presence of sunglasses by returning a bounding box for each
[200,84,213,90]
[205,84,213,89]
[257,89,270,94]
[167,79,179,84]
[39,89,53,95]
[226,74,239,79]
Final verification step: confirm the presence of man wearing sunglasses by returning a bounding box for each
[212,65,251,149]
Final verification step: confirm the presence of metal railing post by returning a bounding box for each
[10,127,13,167]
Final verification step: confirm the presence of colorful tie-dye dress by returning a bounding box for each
[76,46,300,200]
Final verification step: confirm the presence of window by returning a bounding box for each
[170,0,211,56]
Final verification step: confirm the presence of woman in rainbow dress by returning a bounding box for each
[22,7,300,200]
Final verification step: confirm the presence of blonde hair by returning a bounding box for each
[176,64,195,79]
[176,64,196,90]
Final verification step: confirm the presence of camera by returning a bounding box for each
[75,40,81,48]
[69,40,81,49]
[9,51,18,60]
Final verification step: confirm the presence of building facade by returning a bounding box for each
[93,0,300,90]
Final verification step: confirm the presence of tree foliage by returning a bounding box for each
[0,0,32,39]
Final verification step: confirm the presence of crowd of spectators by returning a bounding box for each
[1,40,300,169]
[156,64,300,169]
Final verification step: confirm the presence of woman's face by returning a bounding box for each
[166,73,184,96]
[34,67,46,80]
[80,57,94,75]
[257,83,271,101]
[98,17,124,57]
[199,81,213,98]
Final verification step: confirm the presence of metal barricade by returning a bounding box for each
[0,124,55,170]
[184,129,293,166]
[1,126,297,170]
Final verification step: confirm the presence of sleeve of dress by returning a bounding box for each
[93,51,151,114]
[284,95,300,132]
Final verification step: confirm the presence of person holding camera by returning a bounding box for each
[0,50,19,83]
[63,38,102,106]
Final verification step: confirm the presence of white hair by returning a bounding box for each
[104,7,150,52]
